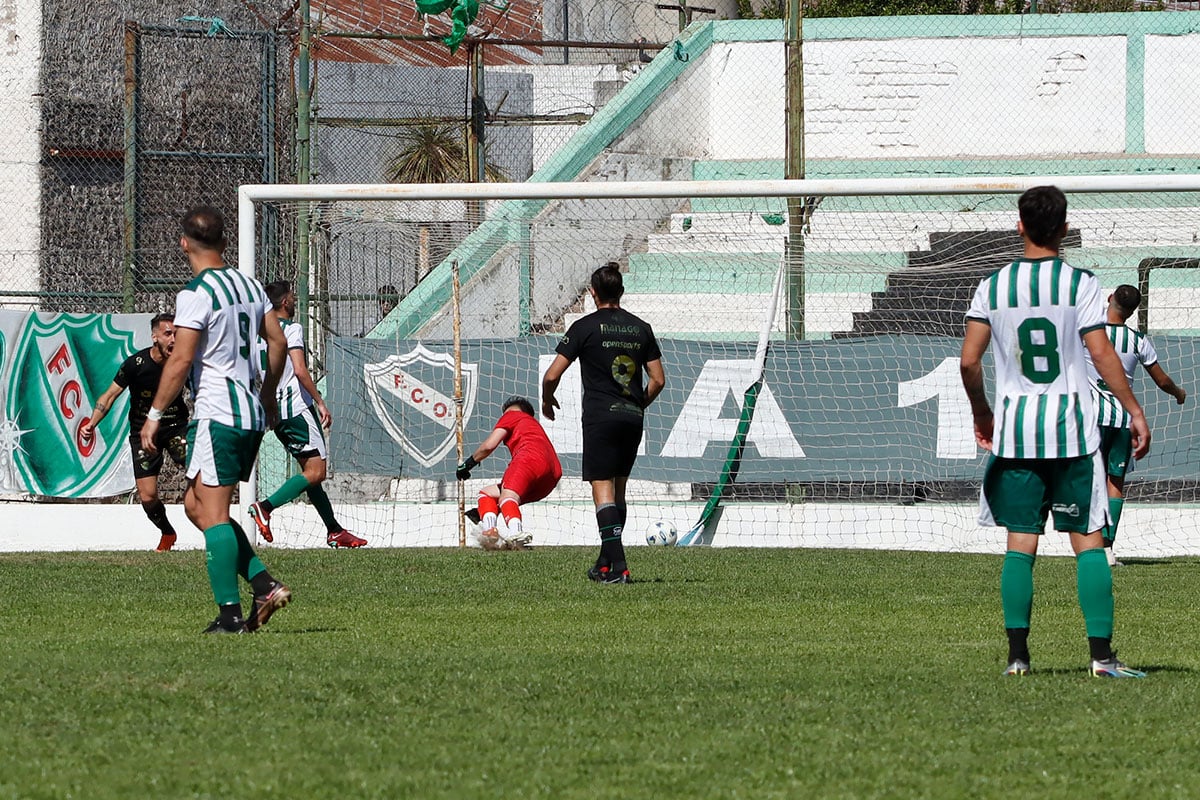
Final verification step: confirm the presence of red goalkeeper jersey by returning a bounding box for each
[497,409,561,476]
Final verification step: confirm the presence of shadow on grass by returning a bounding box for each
[1023,664,1194,677]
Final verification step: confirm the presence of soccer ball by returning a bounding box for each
[646,520,678,546]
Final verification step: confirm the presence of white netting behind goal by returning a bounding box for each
[242,178,1200,555]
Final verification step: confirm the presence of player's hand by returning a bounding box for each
[140,418,160,455]
[316,400,332,428]
[973,412,994,451]
[261,393,279,429]
[456,455,478,481]
[1175,388,1187,405]
[541,395,559,421]
[1130,413,1151,460]
[80,420,95,443]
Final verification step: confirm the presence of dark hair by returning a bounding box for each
[378,284,399,301]
[1017,186,1068,249]
[180,206,226,249]
[150,312,174,331]
[590,262,624,304]
[265,280,292,310]
[1113,284,1142,315]
[503,396,535,416]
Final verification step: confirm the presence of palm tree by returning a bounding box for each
[385,123,507,184]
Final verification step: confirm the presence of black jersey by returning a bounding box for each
[556,307,662,423]
[112,347,188,434]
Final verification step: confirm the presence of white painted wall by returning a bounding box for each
[1143,33,1200,155]
[0,0,40,308]
[623,33,1200,161]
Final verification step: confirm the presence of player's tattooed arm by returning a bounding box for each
[82,381,124,440]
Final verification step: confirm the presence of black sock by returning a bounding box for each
[258,498,276,515]
[596,504,624,568]
[219,602,244,624]
[1006,628,1030,663]
[1088,636,1113,662]
[250,571,276,596]
[141,500,175,535]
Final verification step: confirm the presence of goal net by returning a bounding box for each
[240,176,1200,556]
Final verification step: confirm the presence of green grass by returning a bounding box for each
[3,547,1200,799]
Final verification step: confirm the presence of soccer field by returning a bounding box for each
[3,547,1200,798]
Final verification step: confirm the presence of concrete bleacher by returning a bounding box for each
[611,158,1200,339]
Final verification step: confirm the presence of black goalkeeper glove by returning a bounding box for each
[456,455,478,480]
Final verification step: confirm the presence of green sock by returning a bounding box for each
[266,474,312,511]
[1104,497,1124,546]
[1000,550,1035,629]
[1076,547,1114,639]
[203,523,242,606]
[230,521,267,583]
[307,484,341,532]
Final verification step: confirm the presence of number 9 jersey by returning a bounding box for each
[173,266,272,432]
[965,257,1105,460]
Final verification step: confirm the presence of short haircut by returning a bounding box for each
[378,284,399,301]
[1113,284,1142,314]
[264,280,292,310]
[1017,186,1068,249]
[150,312,174,331]
[503,396,535,417]
[590,262,624,304]
[181,206,226,249]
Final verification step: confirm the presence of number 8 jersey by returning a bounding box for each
[965,257,1106,460]
[174,265,272,431]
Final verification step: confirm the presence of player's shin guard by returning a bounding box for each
[596,503,624,566]
[203,523,242,606]
[1104,497,1124,546]
[230,521,269,588]
[478,493,500,530]
[499,498,523,537]
[142,499,175,535]
[307,484,341,533]
[1001,551,1035,630]
[1076,548,1114,640]
[265,474,310,512]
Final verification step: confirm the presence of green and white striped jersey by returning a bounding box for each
[174,266,271,431]
[965,257,1106,460]
[275,317,314,421]
[1084,323,1157,429]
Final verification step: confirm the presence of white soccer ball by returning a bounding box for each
[646,520,678,546]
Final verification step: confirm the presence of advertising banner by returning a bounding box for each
[328,334,1200,483]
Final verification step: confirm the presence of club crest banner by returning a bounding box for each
[328,334,1200,483]
[0,312,151,497]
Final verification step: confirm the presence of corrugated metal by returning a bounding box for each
[312,0,543,65]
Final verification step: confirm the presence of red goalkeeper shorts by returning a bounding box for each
[501,457,562,504]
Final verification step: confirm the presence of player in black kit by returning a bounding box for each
[82,313,190,551]
[542,263,665,583]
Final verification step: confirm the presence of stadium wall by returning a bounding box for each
[0,0,40,308]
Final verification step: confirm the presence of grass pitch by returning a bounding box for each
[3,546,1200,799]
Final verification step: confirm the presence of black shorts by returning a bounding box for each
[582,419,643,481]
[129,428,187,479]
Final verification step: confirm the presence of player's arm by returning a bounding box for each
[81,381,125,440]
[541,354,573,421]
[457,426,509,479]
[1145,362,1187,405]
[259,308,287,425]
[141,327,199,454]
[960,319,994,450]
[643,358,665,408]
[290,347,331,427]
[1084,327,1151,460]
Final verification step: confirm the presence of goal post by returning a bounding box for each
[238,175,1200,556]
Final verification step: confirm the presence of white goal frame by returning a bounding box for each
[228,175,1200,556]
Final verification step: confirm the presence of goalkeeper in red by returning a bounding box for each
[457,397,562,547]
[960,186,1151,679]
